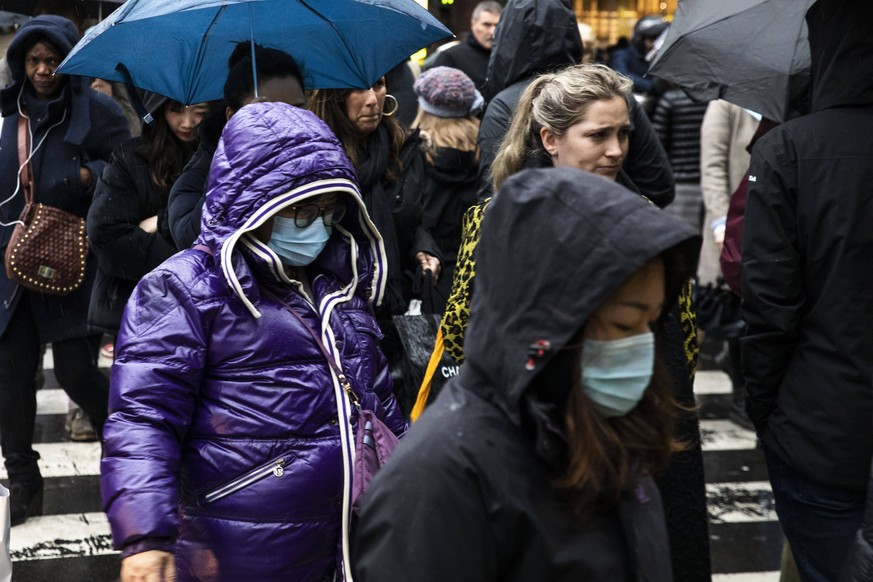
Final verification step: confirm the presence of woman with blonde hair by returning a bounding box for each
[411,66,483,313]
[490,63,634,191]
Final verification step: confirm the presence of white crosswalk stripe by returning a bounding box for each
[2,357,785,579]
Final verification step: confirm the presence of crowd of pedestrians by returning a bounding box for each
[1,0,872,581]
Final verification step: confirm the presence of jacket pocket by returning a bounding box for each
[199,453,290,506]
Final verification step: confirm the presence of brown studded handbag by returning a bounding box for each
[4,114,89,296]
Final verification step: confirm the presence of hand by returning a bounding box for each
[79,166,92,188]
[714,228,725,252]
[415,252,441,286]
[121,550,175,582]
[139,215,159,234]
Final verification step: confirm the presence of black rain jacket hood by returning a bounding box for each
[460,167,700,462]
[806,0,873,112]
[482,0,583,102]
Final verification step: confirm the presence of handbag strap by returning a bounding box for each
[17,113,33,205]
[262,287,361,407]
[190,243,361,406]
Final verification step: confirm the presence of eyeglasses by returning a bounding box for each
[285,203,346,228]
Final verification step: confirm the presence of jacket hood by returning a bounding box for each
[806,0,873,112]
[199,102,387,318]
[482,0,583,102]
[462,167,700,430]
[0,15,82,116]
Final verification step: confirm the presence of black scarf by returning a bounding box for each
[356,124,406,315]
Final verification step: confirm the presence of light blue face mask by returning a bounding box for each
[267,215,332,267]
[581,332,655,418]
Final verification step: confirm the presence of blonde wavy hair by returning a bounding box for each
[490,64,633,191]
[413,110,480,161]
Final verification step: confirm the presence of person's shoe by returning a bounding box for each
[65,408,98,442]
[10,476,44,526]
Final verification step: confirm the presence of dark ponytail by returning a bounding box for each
[223,43,303,111]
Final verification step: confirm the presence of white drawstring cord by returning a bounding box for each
[0,83,68,227]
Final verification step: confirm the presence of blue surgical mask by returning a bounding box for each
[267,215,332,267]
[581,332,655,418]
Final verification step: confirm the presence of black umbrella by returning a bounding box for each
[648,0,817,122]
[0,10,28,30]
[0,0,123,20]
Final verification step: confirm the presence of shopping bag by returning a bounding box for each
[386,314,459,418]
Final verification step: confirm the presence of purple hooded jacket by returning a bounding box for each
[101,102,405,581]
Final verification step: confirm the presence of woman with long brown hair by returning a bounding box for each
[354,166,700,581]
[307,79,441,317]
[87,97,209,337]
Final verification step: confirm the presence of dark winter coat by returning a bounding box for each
[475,1,674,206]
[356,125,440,316]
[86,137,179,332]
[433,35,491,92]
[354,167,700,582]
[101,103,406,581]
[167,108,225,250]
[741,0,873,492]
[167,142,212,250]
[420,146,478,311]
[0,15,130,343]
[652,89,708,184]
[610,44,654,94]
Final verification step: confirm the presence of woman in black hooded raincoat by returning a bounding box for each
[354,167,700,581]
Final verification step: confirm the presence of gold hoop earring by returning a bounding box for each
[382,94,399,117]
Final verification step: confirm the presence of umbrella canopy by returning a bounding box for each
[57,0,453,104]
[648,0,817,122]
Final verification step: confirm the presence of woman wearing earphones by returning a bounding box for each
[0,15,129,526]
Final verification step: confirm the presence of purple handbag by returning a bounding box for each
[352,408,400,513]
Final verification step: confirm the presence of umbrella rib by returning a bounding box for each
[188,5,228,104]
[296,0,367,87]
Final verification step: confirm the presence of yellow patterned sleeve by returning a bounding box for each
[439,199,490,363]
[678,279,699,379]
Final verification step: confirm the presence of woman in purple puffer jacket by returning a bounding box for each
[101,102,406,582]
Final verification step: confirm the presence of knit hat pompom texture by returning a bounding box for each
[414,66,483,118]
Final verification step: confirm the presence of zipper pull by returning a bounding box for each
[363,419,376,451]
[337,372,359,406]
[3,285,20,310]
[272,459,286,477]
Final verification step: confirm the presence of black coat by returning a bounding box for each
[0,16,130,343]
[354,168,700,582]
[433,35,491,92]
[742,0,873,492]
[420,146,478,312]
[167,141,212,250]
[86,137,178,332]
[357,126,440,316]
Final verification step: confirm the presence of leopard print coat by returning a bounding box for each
[440,197,699,373]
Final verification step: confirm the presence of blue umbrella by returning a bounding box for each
[57,0,453,104]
